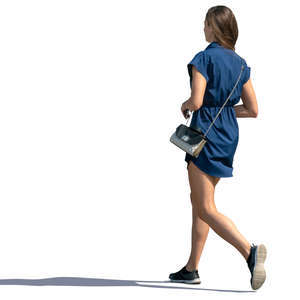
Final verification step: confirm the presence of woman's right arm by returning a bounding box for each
[234,79,258,118]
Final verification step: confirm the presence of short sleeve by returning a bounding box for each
[242,59,251,85]
[187,51,209,82]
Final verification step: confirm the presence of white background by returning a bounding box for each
[0,0,298,299]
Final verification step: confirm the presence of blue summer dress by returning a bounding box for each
[185,41,251,177]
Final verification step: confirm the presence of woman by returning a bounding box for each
[168,6,267,290]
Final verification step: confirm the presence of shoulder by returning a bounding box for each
[188,50,212,71]
[232,51,250,67]
[233,53,251,84]
[187,51,211,81]
[190,50,211,63]
[237,53,251,71]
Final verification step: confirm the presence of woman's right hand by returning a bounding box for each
[181,100,191,119]
[183,109,191,119]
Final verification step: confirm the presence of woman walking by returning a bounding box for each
[168,6,267,290]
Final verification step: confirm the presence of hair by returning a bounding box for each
[205,5,238,51]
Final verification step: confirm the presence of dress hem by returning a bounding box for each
[186,159,233,178]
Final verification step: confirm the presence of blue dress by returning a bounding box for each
[185,41,251,177]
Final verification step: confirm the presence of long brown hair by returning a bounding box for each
[205,6,238,51]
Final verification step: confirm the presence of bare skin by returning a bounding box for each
[181,20,259,273]
[185,161,252,272]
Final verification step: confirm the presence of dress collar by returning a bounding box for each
[205,41,222,50]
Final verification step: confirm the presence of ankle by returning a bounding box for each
[185,264,198,272]
[245,244,252,262]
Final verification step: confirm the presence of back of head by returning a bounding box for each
[205,5,238,51]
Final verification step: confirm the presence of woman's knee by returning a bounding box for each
[197,204,217,222]
[190,193,215,219]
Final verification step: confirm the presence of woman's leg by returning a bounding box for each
[184,192,210,271]
[185,161,220,271]
[186,161,251,271]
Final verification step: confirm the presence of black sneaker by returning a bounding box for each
[169,266,201,284]
[247,243,267,290]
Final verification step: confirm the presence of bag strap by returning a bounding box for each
[187,59,244,138]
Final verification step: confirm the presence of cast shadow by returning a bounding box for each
[0,277,255,293]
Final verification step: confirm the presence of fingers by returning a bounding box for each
[183,109,191,119]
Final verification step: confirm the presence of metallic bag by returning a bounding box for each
[170,60,244,158]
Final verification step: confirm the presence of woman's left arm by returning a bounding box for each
[181,65,207,118]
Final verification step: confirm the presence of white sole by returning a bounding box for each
[251,244,267,290]
[170,278,201,284]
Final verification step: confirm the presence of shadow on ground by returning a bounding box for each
[0,277,255,293]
